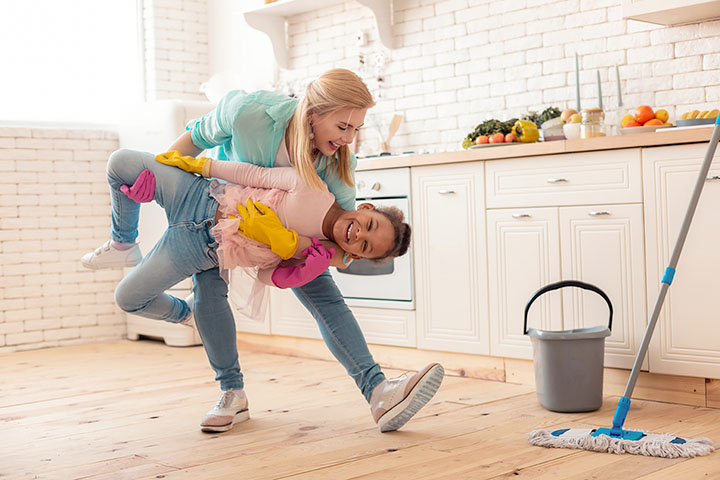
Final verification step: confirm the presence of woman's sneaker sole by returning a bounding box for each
[200,409,250,433]
[378,364,444,432]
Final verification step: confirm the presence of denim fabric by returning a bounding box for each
[107,148,242,390]
[291,271,386,401]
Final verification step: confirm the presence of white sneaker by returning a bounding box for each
[369,363,444,432]
[201,389,249,433]
[81,239,142,269]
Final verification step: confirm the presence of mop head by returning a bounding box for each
[528,428,716,458]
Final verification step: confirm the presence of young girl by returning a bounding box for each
[83,68,444,434]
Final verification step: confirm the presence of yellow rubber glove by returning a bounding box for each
[234,199,298,260]
[155,151,211,177]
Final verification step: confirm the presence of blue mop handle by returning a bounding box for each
[616,117,720,428]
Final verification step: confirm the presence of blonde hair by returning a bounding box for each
[286,69,375,189]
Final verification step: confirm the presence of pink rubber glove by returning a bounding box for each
[120,169,155,203]
[271,237,336,289]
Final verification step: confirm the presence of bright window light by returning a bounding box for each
[0,0,142,126]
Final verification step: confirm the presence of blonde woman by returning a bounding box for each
[84,69,444,434]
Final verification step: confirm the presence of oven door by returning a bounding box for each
[330,198,413,309]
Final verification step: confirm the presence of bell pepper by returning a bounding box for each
[511,120,540,143]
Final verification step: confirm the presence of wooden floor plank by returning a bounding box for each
[1,340,717,480]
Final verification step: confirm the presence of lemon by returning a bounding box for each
[654,109,669,123]
[620,114,634,128]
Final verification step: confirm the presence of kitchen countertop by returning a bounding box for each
[356,125,715,171]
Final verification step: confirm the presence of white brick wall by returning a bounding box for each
[0,127,125,353]
[278,0,720,154]
[144,0,210,101]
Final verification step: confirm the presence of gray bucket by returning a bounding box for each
[524,280,613,413]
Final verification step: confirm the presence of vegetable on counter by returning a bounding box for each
[462,118,518,149]
[511,120,540,143]
[521,106,561,126]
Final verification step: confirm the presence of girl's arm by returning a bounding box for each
[293,237,347,268]
[257,237,341,288]
[208,160,298,192]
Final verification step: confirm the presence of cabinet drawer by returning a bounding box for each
[486,149,642,208]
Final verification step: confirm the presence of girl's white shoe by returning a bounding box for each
[81,239,142,269]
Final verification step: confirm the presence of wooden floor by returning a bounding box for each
[1,340,719,480]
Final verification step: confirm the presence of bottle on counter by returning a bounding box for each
[580,108,606,138]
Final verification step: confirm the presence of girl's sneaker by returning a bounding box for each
[369,363,444,432]
[201,389,250,433]
[81,240,142,269]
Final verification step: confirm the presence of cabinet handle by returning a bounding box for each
[547,178,568,183]
[706,175,720,181]
[588,211,611,216]
[438,190,456,195]
[512,213,531,218]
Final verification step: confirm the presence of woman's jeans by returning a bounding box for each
[106,148,385,400]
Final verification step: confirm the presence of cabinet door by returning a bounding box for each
[643,143,720,378]
[412,163,489,354]
[559,204,646,369]
[487,207,562,359]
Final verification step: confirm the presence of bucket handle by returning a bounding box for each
[523,280,613,335]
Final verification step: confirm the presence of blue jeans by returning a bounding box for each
[106,148,385,399]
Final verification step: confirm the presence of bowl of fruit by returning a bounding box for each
[561,108,582,139]
[676,109,718,127]
[620,106,673,134]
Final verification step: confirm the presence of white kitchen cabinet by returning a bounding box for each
[559,204,647,369]
[485,151,646,366]
[411,162,489,354]
[267,287,417,347]
[643,143,720,378]
[487,208,562,359]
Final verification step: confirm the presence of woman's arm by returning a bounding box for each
[167,130,203,157]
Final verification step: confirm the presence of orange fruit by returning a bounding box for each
[644,118,663,126]
[624,120,642,128]
[634,105,654,124]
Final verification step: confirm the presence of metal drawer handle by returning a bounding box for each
[706,176,720,181]
[438,190,456,195]
[547,178,568,183]
[512,213,531,218]
[588,211,611,216]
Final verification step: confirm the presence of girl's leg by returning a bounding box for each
[192,267,244,391]
[105,148,211,243]
[291,271,385,401]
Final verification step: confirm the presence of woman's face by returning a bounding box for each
[310,107,368,157]
[332,203,395,260]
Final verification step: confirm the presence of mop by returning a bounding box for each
[528,116,720,458]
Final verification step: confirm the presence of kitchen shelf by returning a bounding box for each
[243,0,393,69]
[622,0,720,25]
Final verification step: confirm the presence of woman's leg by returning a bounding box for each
[291,271,385,401]
[192,267,244,391]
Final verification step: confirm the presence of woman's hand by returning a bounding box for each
[155,150,211,176]
[234,199,299,260]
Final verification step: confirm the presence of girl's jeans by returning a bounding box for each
[106,149,385,400]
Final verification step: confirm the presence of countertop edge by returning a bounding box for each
[356,126,715,171]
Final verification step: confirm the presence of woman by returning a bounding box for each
[83,68,444,434]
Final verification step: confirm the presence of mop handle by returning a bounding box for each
[623,118,720,398]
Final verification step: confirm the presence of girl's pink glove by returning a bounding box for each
[120,169,155,203]
[271,237,336,289]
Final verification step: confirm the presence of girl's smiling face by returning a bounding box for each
[310,107,367,156]
[332,203,395,260]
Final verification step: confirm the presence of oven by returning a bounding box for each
[330,167,414,310]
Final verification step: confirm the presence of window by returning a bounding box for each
[0,0,142,125]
